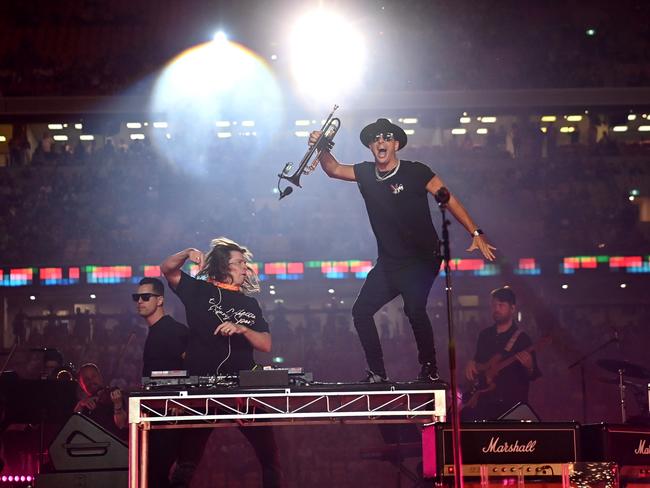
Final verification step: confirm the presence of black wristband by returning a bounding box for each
[472,228,484,237]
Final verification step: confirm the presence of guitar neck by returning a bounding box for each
[493,342,539,374]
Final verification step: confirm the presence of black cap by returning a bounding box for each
[491,286,516,305]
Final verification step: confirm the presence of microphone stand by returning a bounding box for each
[567,335,618,423]
[0,341,19,375]
[436,188,463,488]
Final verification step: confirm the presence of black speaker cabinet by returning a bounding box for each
[498,402,541,422]
[423,422,580,478]
[581,423,650,465]
[48,413,128,472]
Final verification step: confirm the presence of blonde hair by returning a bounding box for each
[197,237,260,294]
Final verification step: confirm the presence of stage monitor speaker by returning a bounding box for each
[497,402,540,422]
[48,413,127,472]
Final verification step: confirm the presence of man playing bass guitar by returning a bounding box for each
[462,287,541,421]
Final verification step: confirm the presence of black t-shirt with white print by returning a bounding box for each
[172,271,269,375]
[353,160,440,270]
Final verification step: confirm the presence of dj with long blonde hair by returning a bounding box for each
[161,236,282,488]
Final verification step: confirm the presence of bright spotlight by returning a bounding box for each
[289,9,366,101]
[213,31,228,44]
[150,39,283,172]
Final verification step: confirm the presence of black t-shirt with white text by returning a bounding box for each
[353,160,440,270]
[172,272,269,375]
[142,314,188,377]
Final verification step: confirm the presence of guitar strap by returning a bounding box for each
[504,327,522,353]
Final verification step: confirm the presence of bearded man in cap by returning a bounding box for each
[462,286,540,421]
[309,118,496,383]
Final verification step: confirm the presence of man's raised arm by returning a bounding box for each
[160,248,204,289]
[308,130,356,181]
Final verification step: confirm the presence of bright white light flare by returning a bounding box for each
[289,10,366,100]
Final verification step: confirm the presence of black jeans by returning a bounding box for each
[352,260,440,376]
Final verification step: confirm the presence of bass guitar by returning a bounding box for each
[462,336,550,409]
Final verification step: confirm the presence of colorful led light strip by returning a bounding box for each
[1,268,34,286]
[1,255,650,287]
[39,267,81,285]
[275,274,302,281]
[562,255,650,274]
[143,265,162,278]
[515,258,541,275]
[85,265,133,284]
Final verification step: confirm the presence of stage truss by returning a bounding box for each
[128,385,447,488]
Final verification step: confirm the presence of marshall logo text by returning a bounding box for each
[634,439,650,455]
[481,436,537,454]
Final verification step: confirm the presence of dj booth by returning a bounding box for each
[127,381,448,488]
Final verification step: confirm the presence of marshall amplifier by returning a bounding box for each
[422,422,580,478]
[582,423,650,480]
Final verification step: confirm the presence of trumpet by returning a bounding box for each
[277,105,341,199]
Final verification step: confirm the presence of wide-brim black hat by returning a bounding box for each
[359,118,407,149]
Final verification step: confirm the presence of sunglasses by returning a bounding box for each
[372,132,395,143]
[131,293,161,302]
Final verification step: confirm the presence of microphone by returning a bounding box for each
[279,186,293,199]
[278,162,294,200]
[434,187,450,207]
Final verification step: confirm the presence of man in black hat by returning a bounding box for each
[309,118,496,383]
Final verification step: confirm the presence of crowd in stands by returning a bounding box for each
[1,0,649,96]
[382,0,650,91]
[1,123,648,267]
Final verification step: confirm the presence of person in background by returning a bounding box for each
[134,276,188,488]
[462,287,540,421]
[161,237,283,488]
